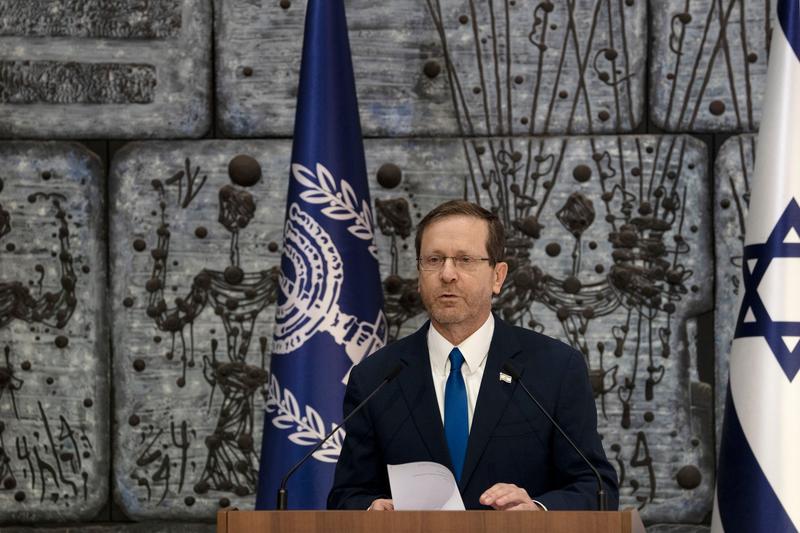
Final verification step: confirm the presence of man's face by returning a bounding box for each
[417,215,508,336]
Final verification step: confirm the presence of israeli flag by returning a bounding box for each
[712,1,800,531]
[255,0,386,510]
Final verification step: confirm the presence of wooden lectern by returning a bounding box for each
[217,508,646,533]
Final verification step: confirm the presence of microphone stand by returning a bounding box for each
[501,362,608,511]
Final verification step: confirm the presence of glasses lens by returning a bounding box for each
[456,256,477,270]
[420,256,441,270]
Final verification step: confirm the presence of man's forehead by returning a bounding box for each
[420,215,489,248]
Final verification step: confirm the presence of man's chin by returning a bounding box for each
[430,309,466,325]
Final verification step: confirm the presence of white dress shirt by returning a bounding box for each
[427,314,494,430]
[425,314,548,511]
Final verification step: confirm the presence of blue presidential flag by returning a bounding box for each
[256,0,386,510]
[712,1,800,531]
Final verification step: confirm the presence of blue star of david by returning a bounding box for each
[735,199,800,381]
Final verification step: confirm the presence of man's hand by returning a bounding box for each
[368,499,394,511]
[479,483,541,511]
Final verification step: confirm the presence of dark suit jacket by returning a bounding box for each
[327,315,619,510]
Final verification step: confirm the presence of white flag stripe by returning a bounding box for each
[744,23,800,246]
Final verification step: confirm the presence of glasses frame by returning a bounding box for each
[416,254,492,271]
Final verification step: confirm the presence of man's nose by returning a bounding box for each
[439,257,459,281]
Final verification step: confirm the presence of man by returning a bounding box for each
[328,200,619,511]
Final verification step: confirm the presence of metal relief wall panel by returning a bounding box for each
[214,0,455,137]
[714,134,754,437]
[432,0,647,135]
[650,0,772,132]
[0,0,733,528]
[366,135,713,522]
[0,1,212,139]
[111,141,288,519]
[0,142,108,522]
[215,0,646,137]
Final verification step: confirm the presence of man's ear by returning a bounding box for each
[493,261,509,294]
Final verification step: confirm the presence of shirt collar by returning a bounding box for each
[427,313,495,374]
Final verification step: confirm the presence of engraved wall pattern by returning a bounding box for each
[0,1,183,39]
[0,0,210,139]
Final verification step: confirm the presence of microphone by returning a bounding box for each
[276,361,405,510]
[500,361,608,511]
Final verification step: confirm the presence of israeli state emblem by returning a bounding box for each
[271,163,387,383]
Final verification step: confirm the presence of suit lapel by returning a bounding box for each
[397,322,452,470]
[459,316,523,491]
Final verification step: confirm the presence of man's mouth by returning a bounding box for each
[438,293,460,300]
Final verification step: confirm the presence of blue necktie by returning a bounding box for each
[444,347,468,481]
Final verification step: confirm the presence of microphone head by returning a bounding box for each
[501,361,521,381]
[385,361,406,382]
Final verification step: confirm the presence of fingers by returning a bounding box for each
[480,483,537,510]
[479,483,517,507]
[368,498,394,511]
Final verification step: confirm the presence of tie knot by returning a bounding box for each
[449,348,464,374]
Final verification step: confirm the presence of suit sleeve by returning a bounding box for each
[533,349,620,510]
[326,362,391,509]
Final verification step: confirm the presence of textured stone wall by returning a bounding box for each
[0,0,211,138]
[0,0,777,531]
[0,142,108,522]
[714,134,755,439]
[216,0,646,136]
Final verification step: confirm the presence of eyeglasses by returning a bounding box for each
[417,255,491,271]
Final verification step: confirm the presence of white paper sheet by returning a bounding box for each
[387,461,465,510]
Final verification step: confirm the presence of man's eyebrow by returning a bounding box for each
[422,250,481,256]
